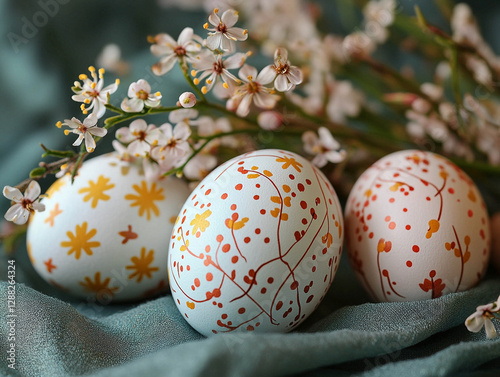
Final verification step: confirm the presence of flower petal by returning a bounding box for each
[226,27,248,42]
[173,122,192,141]
[221,9,239,27]
[89,127,107,138]
[32,201,45,212]
[220,36,235,53]
[121,98,144,113]
[5,204,29,225]
[152,54,177,76]
[318,127,341,150]
[465,313,484,333]
[257,65,276,86]
[288,66,303,85]
[24,180,41,201]
[224,53,247,69]
[206,34,223,51]
[84,133,96,152]
[253,92,278,109]
[239,64,258,81]
[3,186,23,202]
[274,74,292,92]
[178,27,194,46]
[484,318,498,339]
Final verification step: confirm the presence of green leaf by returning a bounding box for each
[29,167,46,178]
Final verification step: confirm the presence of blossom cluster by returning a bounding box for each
[2,0,500,255]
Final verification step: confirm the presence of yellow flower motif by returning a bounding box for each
[79,272,119,299]
[78,175,115,208]
[44,203,63,227]
[126,247,159,283]
[276,156,302,172]
[61,221,100,259]
[125,181,165,220]
[190,209,212,234]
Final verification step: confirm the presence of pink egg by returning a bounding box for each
[168,149,344,336]
[345,150,490,302]
[489,212,500,273]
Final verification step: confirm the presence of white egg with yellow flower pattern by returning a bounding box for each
[26,153,189,302]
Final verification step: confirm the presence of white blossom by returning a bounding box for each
[259,47,303,92]
[192,51,247,94]
[204,8,248,53]
[151,122,192,170]
[121,79,161,112]
[302,127,346,167]
[465,297,500,339]
[71,66,119,119]
[3,181,45,225]
[150,27,202,75]
[58,114,106,153]
[115,119,164,157]
[228,64,279,117]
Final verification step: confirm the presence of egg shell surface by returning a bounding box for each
[26,153,189,302]
[168,149,344,336]
[345,150,490,302]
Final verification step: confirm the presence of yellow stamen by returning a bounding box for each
[247,75,253,81]
[82,109,88,115]
[147,35,156,44]
[234,11,239,16]
[88,148,94,153]
[80,104,86,111]
[191,70,197,77]
[116,79,120,85]
[64,130,70,135]
[91,82,97,89]
[155,91,161,97]
[206,79,212,84]
[203,22,209,29]
[214,8,219,13]
[84,98,91,104]
[79,74,88,81]
[202,86,208,94]
[56,121,62,128]
[243,29,248,35]
[88,66,96,72]
[193,78,200,85]
[98,68,105,79]
[223,82,229,89]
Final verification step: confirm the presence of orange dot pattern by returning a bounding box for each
[345,150,491,302]
[169,150,344,336]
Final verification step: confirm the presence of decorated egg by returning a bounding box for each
[26,153,189,302]
[345,150,490,302]
[490,212,500,273]
[168,149,344,336]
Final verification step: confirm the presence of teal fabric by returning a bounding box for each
[1,255,500,376]
[2,1,500,376]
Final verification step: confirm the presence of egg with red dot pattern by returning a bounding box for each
[345,150,490,302]
[168,149,344,336]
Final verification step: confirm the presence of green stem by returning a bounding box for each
[180,61,206,102]
[449,46,466,132]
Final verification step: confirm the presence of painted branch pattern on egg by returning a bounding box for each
[168,150,344,336]
[345,150,490,302]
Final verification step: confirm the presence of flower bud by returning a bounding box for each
[257,111,283,130]
[179,92,197,108]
